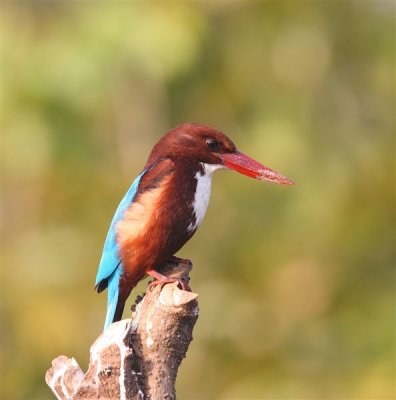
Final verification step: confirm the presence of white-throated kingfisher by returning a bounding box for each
[95,123,293,329]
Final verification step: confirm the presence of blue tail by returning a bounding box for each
[104,266,122,330]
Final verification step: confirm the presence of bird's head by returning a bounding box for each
[146,123,294,185]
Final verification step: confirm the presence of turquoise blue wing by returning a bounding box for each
[96,170,147,330]
[95,169,147,290]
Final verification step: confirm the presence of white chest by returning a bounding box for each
[189,163,223,232]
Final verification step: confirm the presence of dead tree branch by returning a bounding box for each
[45,260,198,400]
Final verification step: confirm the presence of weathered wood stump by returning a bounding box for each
[45,260,198,400]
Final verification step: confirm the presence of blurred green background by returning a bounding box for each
[1,1,395,399]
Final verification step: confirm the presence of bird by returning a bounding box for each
[95,123,293,329]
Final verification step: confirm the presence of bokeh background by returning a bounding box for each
[1,1,395,399]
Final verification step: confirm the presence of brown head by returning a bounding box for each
[146,123,294,185]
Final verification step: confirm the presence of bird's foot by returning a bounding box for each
[146,269,191,292]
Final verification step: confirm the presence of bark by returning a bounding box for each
[45,259,198,400]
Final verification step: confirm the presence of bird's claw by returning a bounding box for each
[149,276,191,292]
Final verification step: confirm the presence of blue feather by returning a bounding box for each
[104,266,122,329]
[95,170,147,329]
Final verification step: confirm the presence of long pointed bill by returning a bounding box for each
[216,151,294,185]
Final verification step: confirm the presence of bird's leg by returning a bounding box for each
[147,257,192,292]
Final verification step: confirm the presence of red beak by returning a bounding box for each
[216,151,294,185]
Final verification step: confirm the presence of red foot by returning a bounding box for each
[146,269,191,292]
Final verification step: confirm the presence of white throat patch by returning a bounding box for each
[188,163,224,232]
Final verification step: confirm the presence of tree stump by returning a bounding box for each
[45,260,198,400]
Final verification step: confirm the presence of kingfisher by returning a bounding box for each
[95,123,293,329]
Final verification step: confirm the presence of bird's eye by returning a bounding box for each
[206,138,220,152]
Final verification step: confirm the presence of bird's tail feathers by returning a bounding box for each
[103,269,143,331]
[104,267,122,330]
